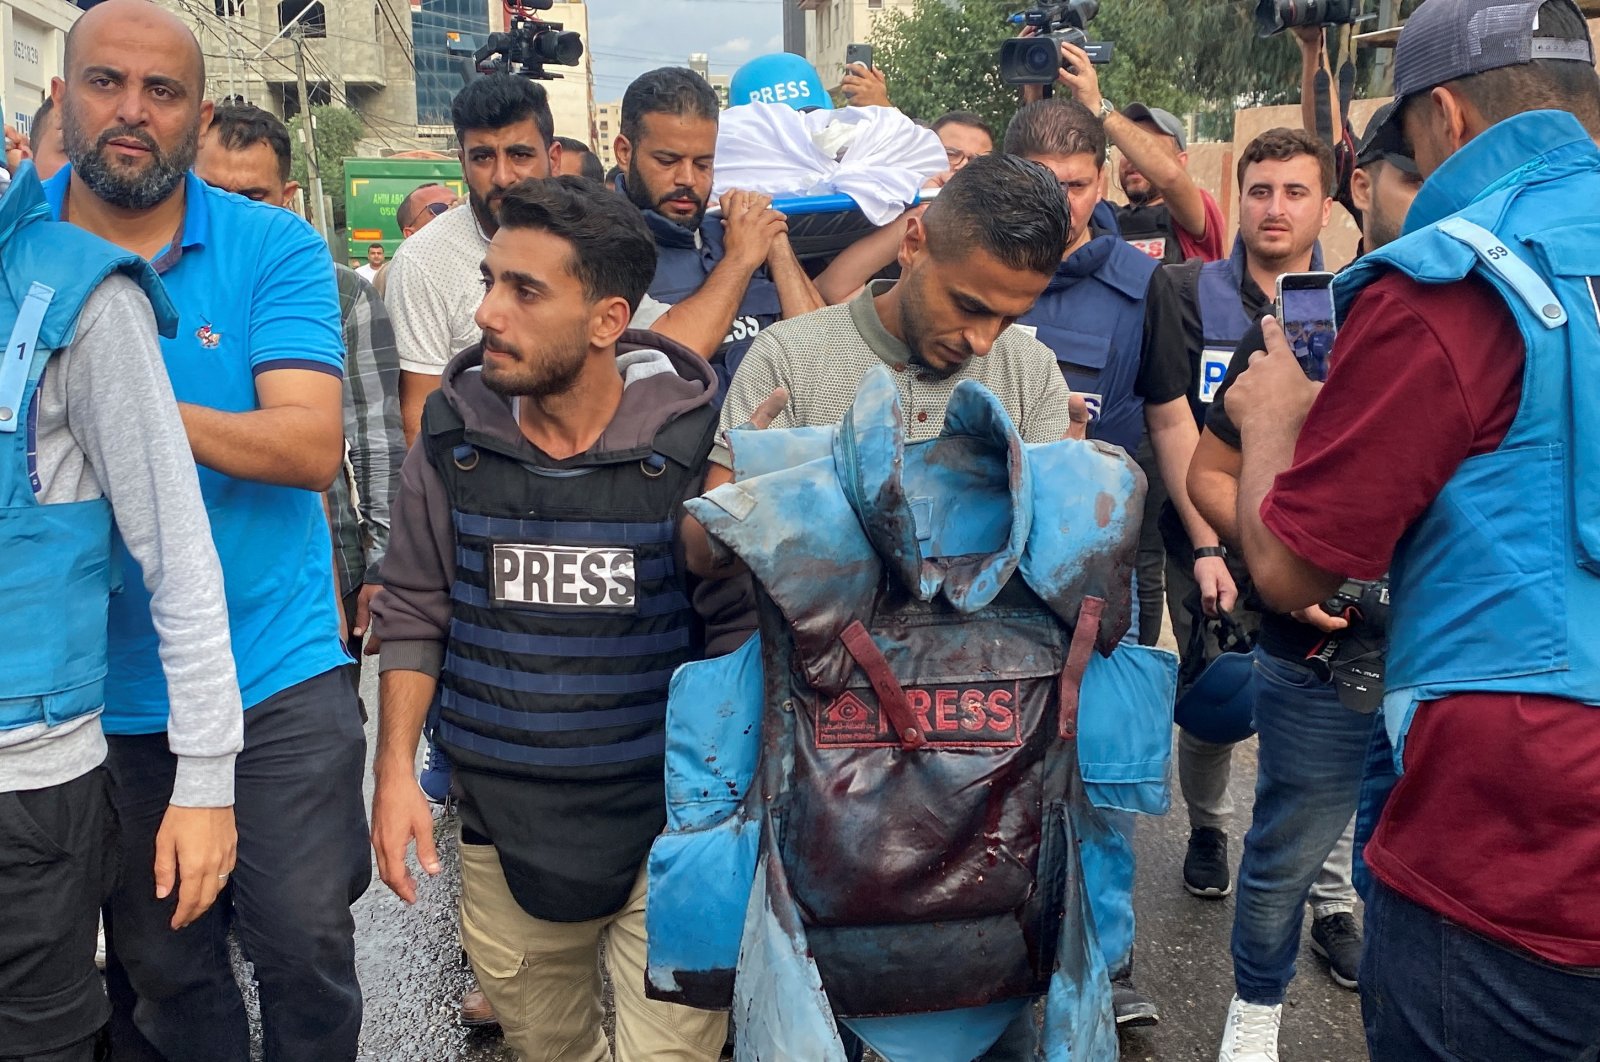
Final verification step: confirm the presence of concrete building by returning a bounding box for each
[799,0,913,91]
[2,0,76,136]
[688,52,730,109]
[782,0,806,58]
[415,0,593,148]
[594,97,619,171]
[153,0,418,154]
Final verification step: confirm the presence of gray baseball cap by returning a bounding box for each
[1392,0,1593,99]
[1121,103,1186,151]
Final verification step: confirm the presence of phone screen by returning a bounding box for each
[1277,281,1337,383]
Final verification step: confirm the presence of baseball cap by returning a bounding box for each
[1354,100,1419,174]
[729,53,829,112]
[1121,103,1186,150]
[1394,0,1593,101]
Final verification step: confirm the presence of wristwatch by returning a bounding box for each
[1098,97,1115,121]
[1193,545,1228,561]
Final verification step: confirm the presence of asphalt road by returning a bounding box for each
[336,658,1368,1062]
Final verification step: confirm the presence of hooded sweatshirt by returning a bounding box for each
[374,329,755,917]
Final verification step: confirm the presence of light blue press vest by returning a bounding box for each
[645,369,1177,1062]
[0,164,178,732]
[1335,109,1600,765]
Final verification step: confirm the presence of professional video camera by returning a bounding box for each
[1254,0,1359,37]
[998,0,1114,87]
[447,0,583,81]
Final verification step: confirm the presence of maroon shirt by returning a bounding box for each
[1261,272,1600,968]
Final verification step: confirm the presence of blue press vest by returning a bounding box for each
[1335,110,1600,763]
[1019,233,1158,453]
[640,208,781,396]
[0,164,177,732]
[645,369,1177,1062]
[1195,237,1324,410]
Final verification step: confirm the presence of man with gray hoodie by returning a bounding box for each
[370,176,736,1061]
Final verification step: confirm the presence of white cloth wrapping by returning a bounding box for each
[713,103,948,226]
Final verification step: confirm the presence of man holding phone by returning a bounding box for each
[1136,128,1333,908]
[1186,105,1422,1061]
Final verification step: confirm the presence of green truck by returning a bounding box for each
[343,157,466,262]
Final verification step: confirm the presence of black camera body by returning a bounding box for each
[999,1,1114,86]
[448,0,583,81]
[1254,0,1358,37]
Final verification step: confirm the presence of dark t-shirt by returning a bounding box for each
[1137,258,1272,561]
[1205,321,1319,661]
[1261,270,1600,967]
[1137,259,1272,427]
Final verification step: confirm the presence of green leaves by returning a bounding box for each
[288,105,366,230]
[866,0,1326,143]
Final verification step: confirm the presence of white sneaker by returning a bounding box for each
[1217,995,1282,1062]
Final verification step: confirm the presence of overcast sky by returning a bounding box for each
[585,0,785,104]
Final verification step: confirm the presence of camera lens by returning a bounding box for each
[1023,40,1055,74]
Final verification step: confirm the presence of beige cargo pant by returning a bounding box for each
[458,841,728,1062]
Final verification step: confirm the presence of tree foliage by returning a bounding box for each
[288,104,366,230]
[867,0,1373,141]
[865,0,1024,134]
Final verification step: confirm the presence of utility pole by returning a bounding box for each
[292,24,329,241]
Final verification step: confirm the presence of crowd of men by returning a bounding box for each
[2,0,1598,1059]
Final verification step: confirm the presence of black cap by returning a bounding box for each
[1354,101,1418,174]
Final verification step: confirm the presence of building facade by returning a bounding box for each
[2,0,76,135]
[415,0,593,147]
[153,0,418,153]
[594,96,619,171]
[799,0,913,91]
[688,52,730,109]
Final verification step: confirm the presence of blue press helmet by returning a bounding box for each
[729,53,829,111]
[1173,650,1257,745]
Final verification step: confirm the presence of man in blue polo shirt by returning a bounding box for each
[46,3,369,1059]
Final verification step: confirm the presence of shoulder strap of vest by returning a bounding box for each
[0,170,177,350]
[1019,438,1144,653]
[688,463,881,696]
[421,385,466,470]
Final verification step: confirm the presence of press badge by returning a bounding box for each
[491,543,637,612]
[1128,237,1168,261]
[1198,347,1232,404]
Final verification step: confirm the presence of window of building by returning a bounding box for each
[278,0,327,37]
[214,0,246,15]
[869,0,882,7]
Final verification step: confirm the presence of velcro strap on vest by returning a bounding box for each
[0,281,55,434]
[1438,217,1567,328]
[1058,596,1104,741]
[839,621,927,751]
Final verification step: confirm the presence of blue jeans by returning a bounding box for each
[1231,648,1376,1005]
[1362,881,1600,1061]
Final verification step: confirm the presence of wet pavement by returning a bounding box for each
[341,656,1368,1062]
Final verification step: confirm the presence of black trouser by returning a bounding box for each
[1133,438,1168,648]
[103,669,371,1062]
[0,767,118,1062]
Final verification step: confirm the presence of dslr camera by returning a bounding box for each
[999,0,1114,86]
[1254,0,1359,37]
[447,0,583,81]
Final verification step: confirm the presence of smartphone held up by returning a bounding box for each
[1275,271,1338,382]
